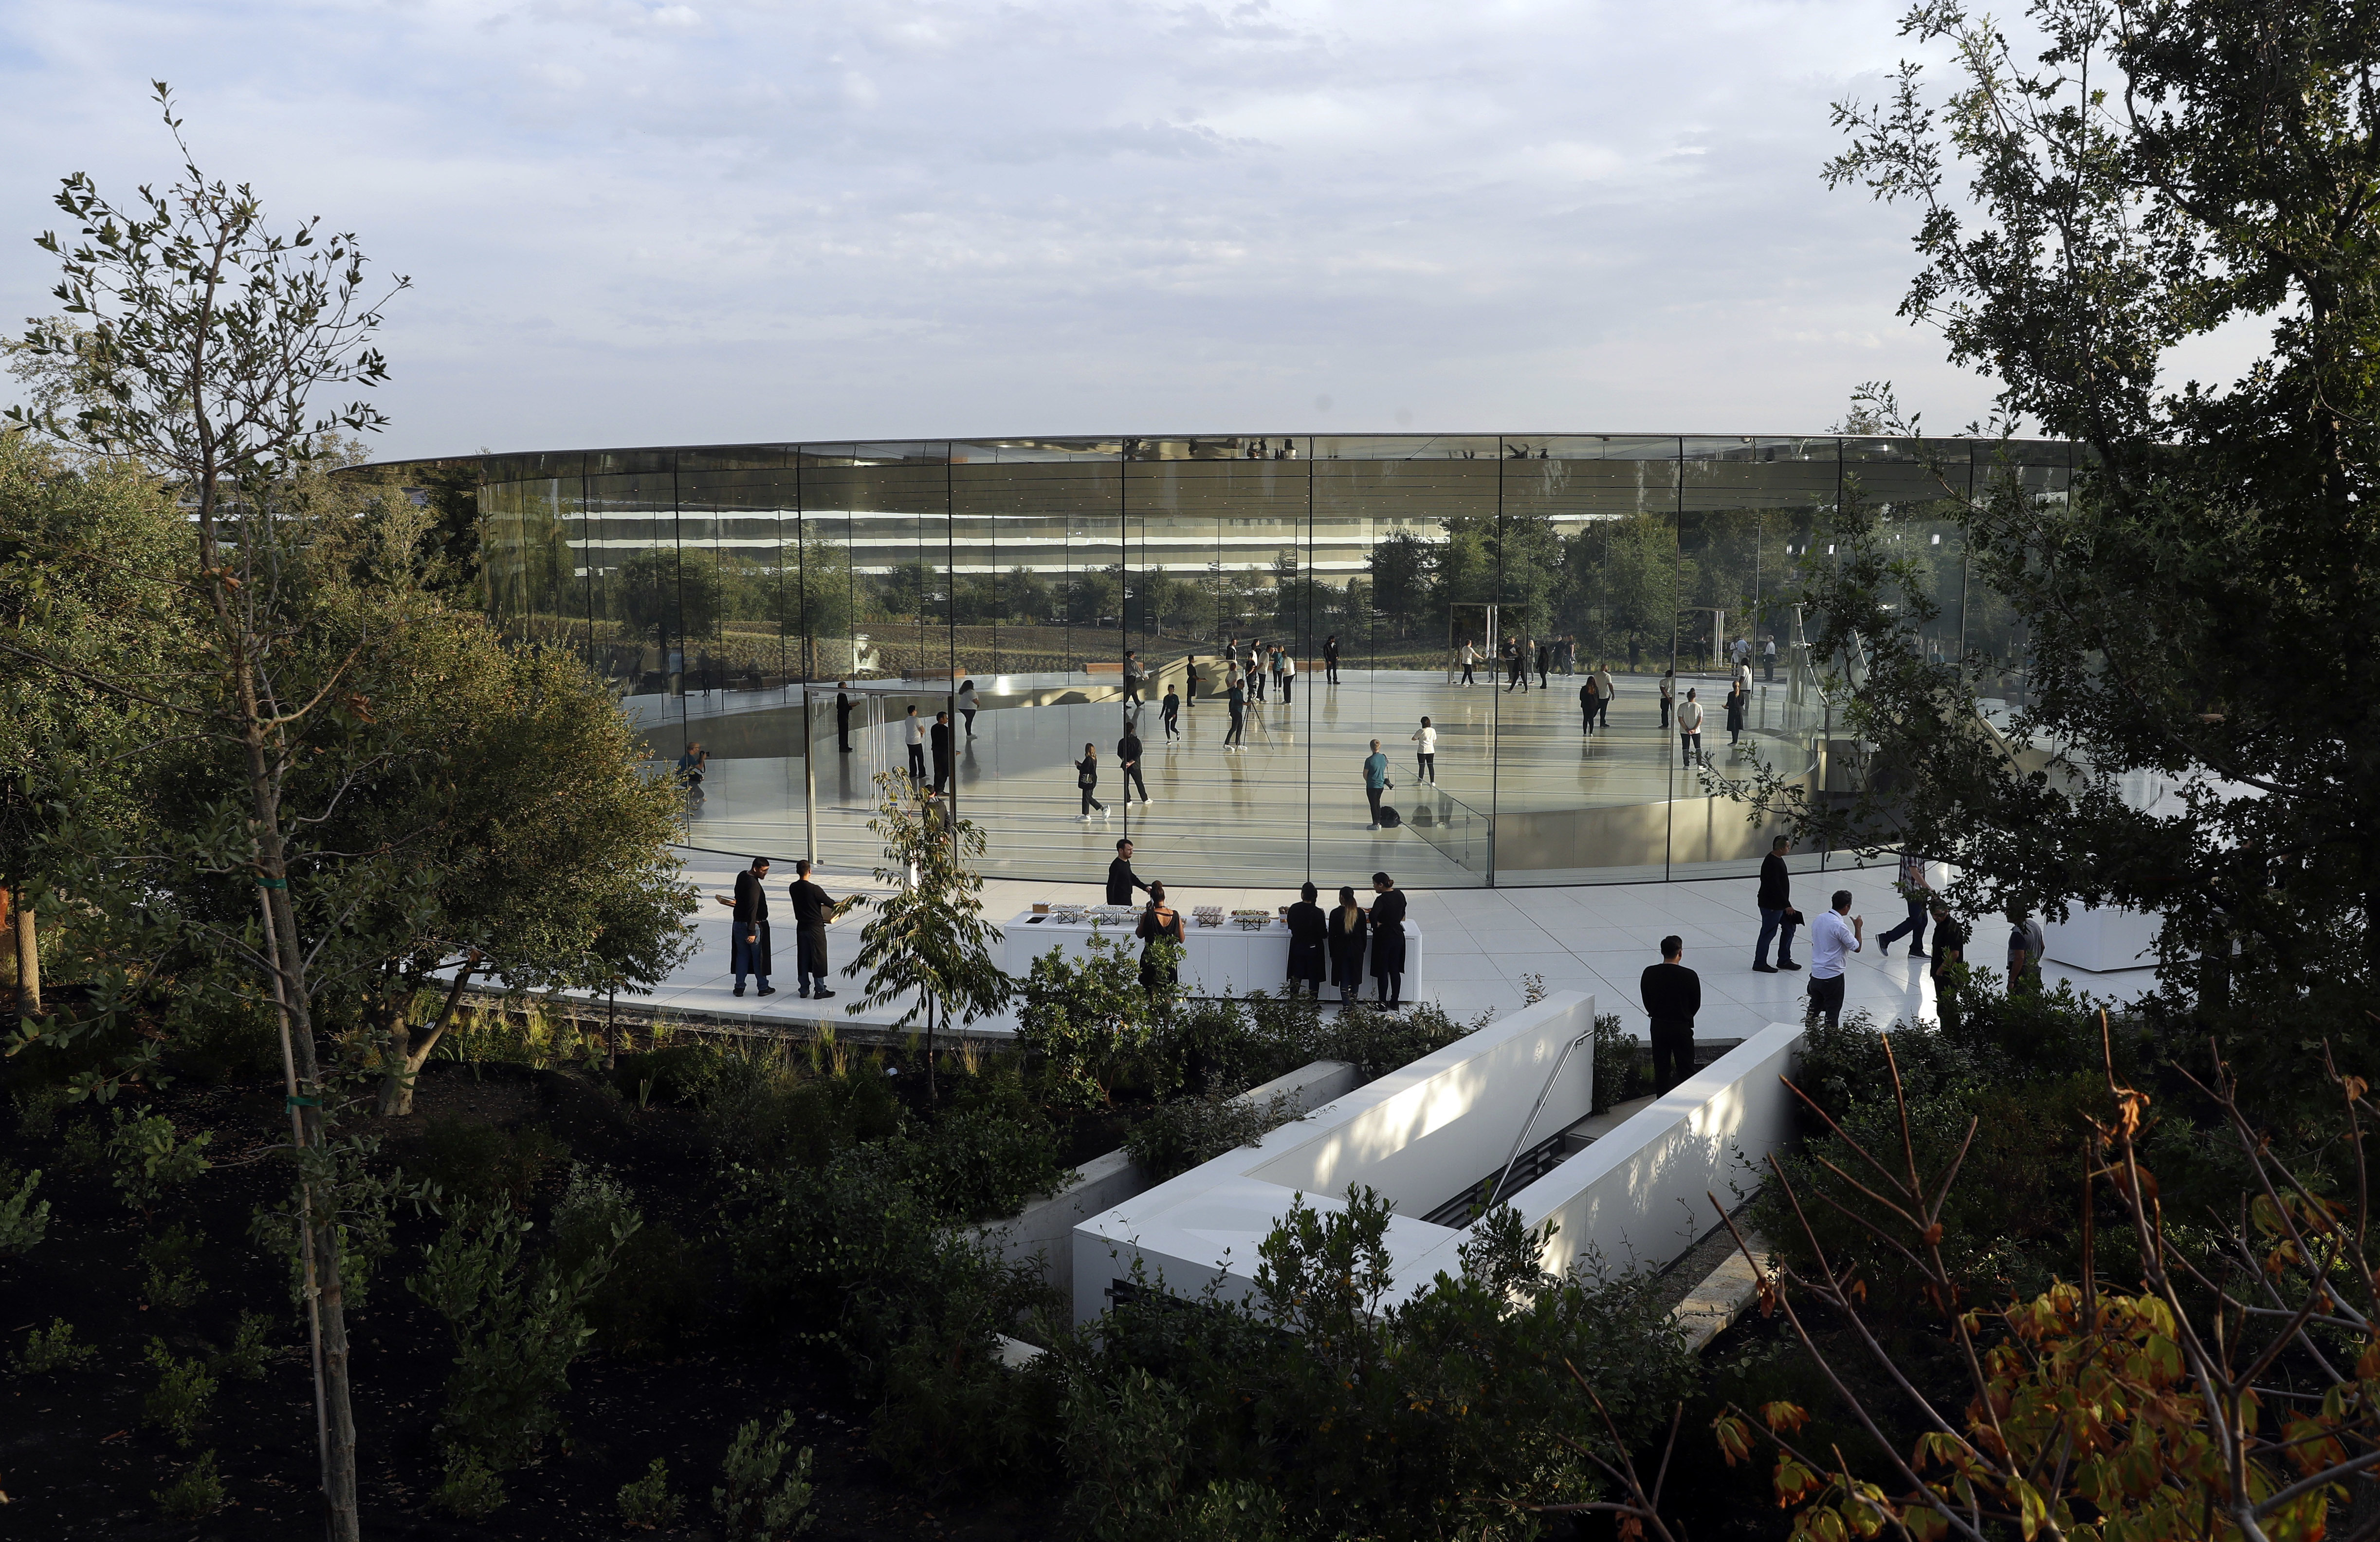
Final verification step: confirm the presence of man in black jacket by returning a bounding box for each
[788,859,848,999]
[717,856,774,998]
[1118,726,1150,804]
[1367,872,1409,1007]
[1323,634,1340,684]
[1106,840,1150,905]
[835,683,853,753]
[930,710,953,793]
[1754,834,1803,973]
[1640,935,1701,1092]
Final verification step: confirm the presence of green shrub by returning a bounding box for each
[1016,934,1175,1109]
[107,1106,213,1214]
[703,1061,904,1169]
[435,1446,506,1518]
[547,1164,703,1356]
[1062,1368,1292,1542]
[211,1311,272,1381]
[1589,1011,1645,1112]
[1123,1091,1299,1182]
[617,1456,683,1530]
[714,1411,815,1541]
[10,1083,66,1139]
[139,1223,207,1310]
[11,1318,96,1374]
[59,1115,106,1171]
[0,1164,50,1254]
[153,1450,225,1519]
[1316,999,1484,1079]
[906,1104,1074,1221]
[607,1042,725,1108]
[407,1198,629,1470]
[417,1118,568,1208]
[142,1339,216,1447]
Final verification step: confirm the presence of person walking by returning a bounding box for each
[1118,724,1151,804]
[1328,884,1370,1004]
[1411,717,1437,783]
[1280,649,1296,704]
[903,704,927,782]
[930,710,953,793]
[719,856,774,997]
[1367,872,1409,1007]
[1224,673,1247,750]
[1160,683,1182,740]
[1136,882,1185,994]
[1763,636,1777,682]
[836,683,854,753]
[1124,650,1146,706]
[1518,636,1534,691]
[1640,935,1702,1093]
[1458,638,1479,687]
[1875,847,1932,957]
[1503,636,1521,692]
[1106,838,1150,904]
[1659,668,1675,727]
[1593,662,1616,729]
[1676,688,1704,767]
[1535,636,1551,690]
[2006,906,2046,995]
[1323,634,1341,684]
[1578,675,1598,735]
[1754,834,1803,972]
[1285,881,1329,998]
[1735,655,1753,702]
[1724,680,1746,747]
[957,679,980,737]
[788,858,848,999]
[1363,739,1391,829]
[1807,889,1863,1028]
[1076,743,1107,820]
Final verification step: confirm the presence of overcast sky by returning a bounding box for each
[0,0,2246,462]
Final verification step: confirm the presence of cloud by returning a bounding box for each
[0,0,2085,457]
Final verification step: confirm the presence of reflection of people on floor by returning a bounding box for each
[1640,934,1700,1093]
[1367,872,1408,1008]
[1329,885,1369,1004]
[1285,881,1328,998]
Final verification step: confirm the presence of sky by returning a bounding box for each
[0,0,2259,462]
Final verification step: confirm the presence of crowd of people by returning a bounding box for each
[1107,840,1412,1007]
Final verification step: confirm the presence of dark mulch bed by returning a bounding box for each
[0,1053,1062,1540]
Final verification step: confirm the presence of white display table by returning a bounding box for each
[1003,911,1425,999]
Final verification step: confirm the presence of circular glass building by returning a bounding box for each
[381,433,2071,888]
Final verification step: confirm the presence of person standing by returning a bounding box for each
[1807,889,1863,1028]
[1660,668,1679,727]
[1518,636,1534,691]
[1367,872,1409,1007]
[718,856,774,998]
[1280,649,1297,704]
[1593,662,1616,729]
[1503,637,1521,692]
[1754,834,1803,972]
[1246,640,1264,701]
[836,683,854,753]
[1184,654,1202,710]
[1535,636,1551,690]
[1875,848,1932,957]
[1724,681,1746,747]
[1268,644,1285,703]
[1676,688,1704,767]
[1118,724,1150,805]
[1106,838,1150,904]
[788,858,846,1000]
[930,710,953,793]
[676,742,708,799]
[1640,935,1702,1093]
[2006,906,2046,995]
[1363,739,1391,829]
[1411,717,1437,783]
[1160,683,1182,740]
[1323,634,1341,684]
[1224,673,1246,750]
[1076,743,1107,820]
[1136,882,1184,993]
[1328,884,1370,1004]
[1735,655,1754,702]
[1579,676,1598,735]
[1763,636,1777,683]
[1285,881,1329,998]
[1459,638,1478,687]
[903,705,927,782]
[1928,898,1965,1031]
[956,679,980,738]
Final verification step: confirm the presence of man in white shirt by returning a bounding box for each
[1411,716,1437,782]
[1593,664,1615,728]
[1763,637,1778,682]
[1676,688,1705,767]
[1659,669,1676,728]
[1806,889,1863,1028]
[1458,640,1479,686]
[902,704,927,781]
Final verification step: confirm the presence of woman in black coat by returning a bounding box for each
[1327,884,1370,1004]
[1284,881,1328,998]
[1725,683,1747,745]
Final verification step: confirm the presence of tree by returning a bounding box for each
[1367,530,1437,638]
[1752,0,2380,1096]
[616,545,722,644]
[845,772,1010,1105]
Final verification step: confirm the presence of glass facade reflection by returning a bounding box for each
[432,434,2071,888]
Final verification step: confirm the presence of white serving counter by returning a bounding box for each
[1003,911,1425,1000]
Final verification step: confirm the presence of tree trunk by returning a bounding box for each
[10,890,37,1018]
[376,950,480,1117]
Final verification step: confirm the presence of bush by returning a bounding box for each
[142,1339,216,1447]
[1589,1011,1646,1112]
[417,1118,568,1208]
[714,1411,815,1541]
[10,1083,67,1140]
[547,1164,704,1356]
[0,1164,49,1254]
[617,1456,683,1530]
[1123,1091,1300,1182]
[139,1223,206,1311]
[702,1060,904,1170]
[211,1310,272,1381]
[1016,935,1175,1109]
[153,1450,225,1519]
[1316,999,1484,1079]
[11,1318,96,1374]
[906,1104,1075,1221]
[608,1042,727,1109]
[436,1447,506,1518]
[108,1105,212,1214]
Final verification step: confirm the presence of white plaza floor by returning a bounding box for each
[593,847,2156,1046]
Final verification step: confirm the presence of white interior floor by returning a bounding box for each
[579,848,2155,1047]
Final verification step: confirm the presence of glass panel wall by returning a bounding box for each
[465,435,2074,889]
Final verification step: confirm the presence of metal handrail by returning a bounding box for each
[1483,1028,1593,1211]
